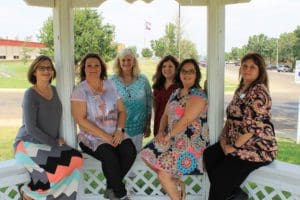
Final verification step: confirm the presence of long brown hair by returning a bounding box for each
[152,55,179,89]
[237,52,269,92]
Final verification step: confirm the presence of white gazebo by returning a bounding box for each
[0,0,300,199]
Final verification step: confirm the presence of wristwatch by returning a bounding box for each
[117,127,125,133]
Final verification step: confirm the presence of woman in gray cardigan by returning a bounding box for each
[14,55,83,200]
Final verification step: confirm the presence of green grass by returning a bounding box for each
[0,126,17,161]
[1,126,300,165]
[277,138,300,165]
[0,59,236,91]
[0,62,31,88]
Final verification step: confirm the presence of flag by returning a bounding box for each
[145,21,151,30]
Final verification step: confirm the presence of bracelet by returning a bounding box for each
[117,127,125,133]
[168,132,175,141]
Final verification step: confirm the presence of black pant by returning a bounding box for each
[80,139,137,198]
[203,142,268,200]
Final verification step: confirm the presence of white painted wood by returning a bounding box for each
[24,0,251,8]
[1,159,300,200]
[72,0,105,8]
[0,160,29,187]
[53,0,77,148]
[24,0,54,7]
[207,0,226,144]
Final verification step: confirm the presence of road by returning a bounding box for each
[225,66,300,140]
[1,68,300,140]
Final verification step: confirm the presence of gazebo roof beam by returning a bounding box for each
[24,0,251,8]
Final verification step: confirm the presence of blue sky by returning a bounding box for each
[1,0,300,55]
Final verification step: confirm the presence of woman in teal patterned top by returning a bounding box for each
[110,48,152,152]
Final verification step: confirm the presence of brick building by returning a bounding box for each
[0,39,46,61]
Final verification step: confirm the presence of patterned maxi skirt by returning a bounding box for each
[15,141,83,200]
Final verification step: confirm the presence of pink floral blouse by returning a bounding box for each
[71,80,128,151]
[221,84,277,162]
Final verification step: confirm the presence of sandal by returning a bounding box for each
[17,184,32,200]
[176,179,186,200]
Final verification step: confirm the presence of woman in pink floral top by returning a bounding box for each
[141,59,209,200]
[204,53,277,200]
[71,53,136,200]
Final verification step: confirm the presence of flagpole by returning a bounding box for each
[144,20,146,48]
[178,3,181,60]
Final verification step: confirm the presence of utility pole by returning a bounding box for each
[276,39,279,67]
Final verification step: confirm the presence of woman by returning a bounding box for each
[203,53,277,200]
[110,48,152,152]
[14,55,83,200]
[152,55,179,136]
[141,59,209,200]
[71,53,136,200]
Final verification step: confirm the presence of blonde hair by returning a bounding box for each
[113,48,140,78]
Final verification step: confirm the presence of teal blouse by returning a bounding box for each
[110,74,152,137]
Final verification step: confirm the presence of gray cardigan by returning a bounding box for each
[14,86,62,149]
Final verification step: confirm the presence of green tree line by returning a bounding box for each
[226,27,300,68]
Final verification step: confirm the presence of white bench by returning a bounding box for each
[1,157,300,200]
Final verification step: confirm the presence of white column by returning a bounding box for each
[207,0,225,144]
[53,0,76,148]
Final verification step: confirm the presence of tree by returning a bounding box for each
[246,34,270,57]
[127,46,139,57]
[293,26,300,62]
[278,32,297,65]
[39,18,54,59]
[151,23,177,58]
[151,22,198,60]
[38,9,117,63]
[178,39,198,60]
[21,36,34,64]
[141,48,153,58]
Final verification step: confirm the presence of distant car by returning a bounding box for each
[277,65,293,72]
[266,64,277,70]
[199,61,207,67]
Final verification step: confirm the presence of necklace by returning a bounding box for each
[89,81,103,95]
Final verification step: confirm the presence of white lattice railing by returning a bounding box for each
[1,155,300,200]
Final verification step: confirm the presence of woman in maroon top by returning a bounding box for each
[152,55,179,136]
[203,53,277,200]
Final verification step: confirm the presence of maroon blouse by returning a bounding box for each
[153,84,178,136]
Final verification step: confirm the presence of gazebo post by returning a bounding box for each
[53,0,76,148]
[207,0,226,144]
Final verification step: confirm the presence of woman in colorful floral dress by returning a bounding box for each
[203,53,277,200]
[141,58,209,200]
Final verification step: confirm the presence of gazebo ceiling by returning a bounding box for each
[25,0,250,8]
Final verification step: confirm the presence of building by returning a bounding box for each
[0,39,46,61]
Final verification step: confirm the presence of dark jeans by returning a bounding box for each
[80,139,137,198]
[203,142,269,200]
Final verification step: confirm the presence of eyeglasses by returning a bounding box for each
[180,69,196,75]
[36,66,53,72]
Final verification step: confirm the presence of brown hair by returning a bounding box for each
[175,58,201,89]
[79,53,107,82]
[27,55,56,84]
[152,55,179,89]
[238,52,269,91]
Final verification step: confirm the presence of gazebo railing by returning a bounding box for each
[1,155,300,200]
